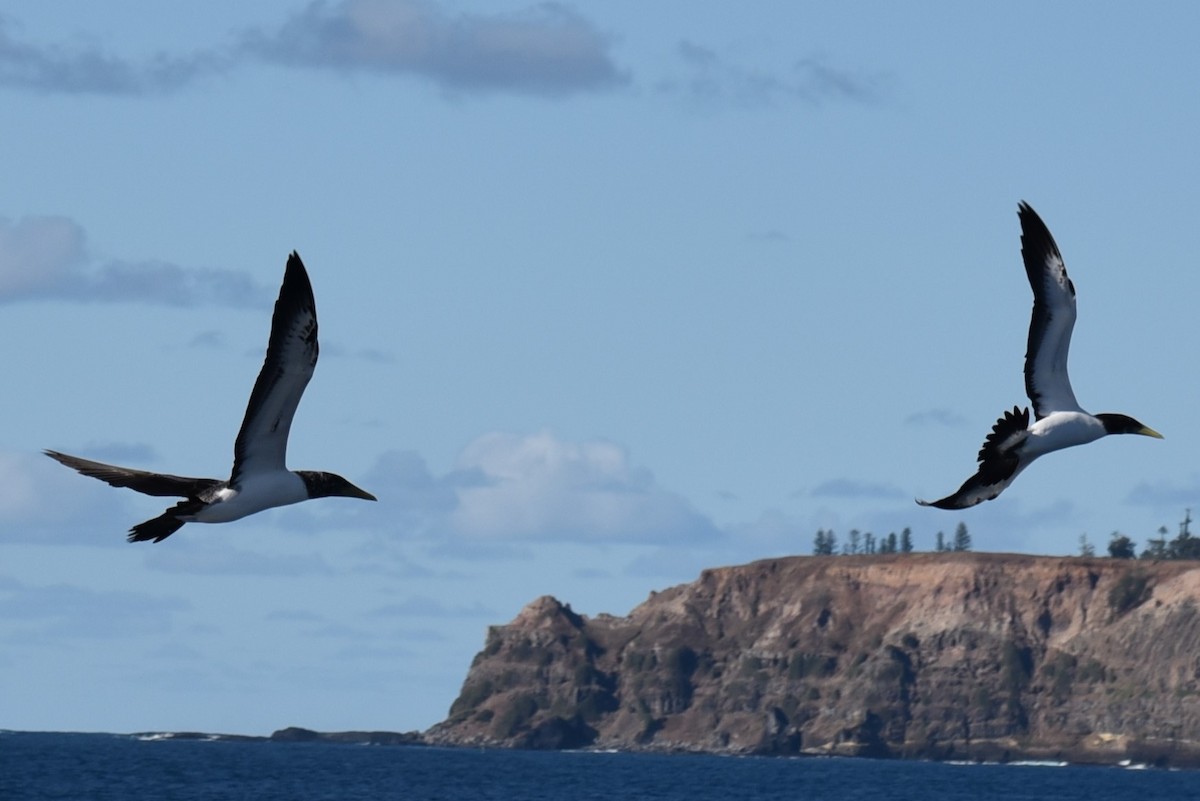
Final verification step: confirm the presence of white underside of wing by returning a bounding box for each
[235,365,312,476]
[1027,253,1083,416]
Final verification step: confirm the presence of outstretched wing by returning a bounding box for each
[1019,202,1082,419]
[230,252,318,486]
[44,450,219,498]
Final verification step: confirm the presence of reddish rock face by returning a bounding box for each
[426,553,1200,767]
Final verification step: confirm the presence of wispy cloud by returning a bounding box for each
[658,40,886,107]
[0,216,271,307]
[354,347,397,365]
[187,331,229,350]
[317,341,399,364]
[241,0,627,97]
[0,15,228,95]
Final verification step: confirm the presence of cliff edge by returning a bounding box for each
[426,552,1200,767]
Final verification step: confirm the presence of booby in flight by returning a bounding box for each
[917,202,1162,510]
[46,252,377,542]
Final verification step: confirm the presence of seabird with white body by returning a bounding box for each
[917,202,1162,510]
[47,252,376,541]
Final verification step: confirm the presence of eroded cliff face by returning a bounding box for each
[426,553,1200,766]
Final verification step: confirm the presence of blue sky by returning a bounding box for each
[3,1,1200,735]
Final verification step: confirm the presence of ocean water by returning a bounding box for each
[1,731,1196,801]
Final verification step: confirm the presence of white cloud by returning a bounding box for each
[448,431,719,543]
[244,0,627,97]
[294,432,720,545]
[0,216,271,307]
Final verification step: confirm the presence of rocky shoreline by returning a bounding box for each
[129,727,426,747]
[124,726,1200,770]
[425,553,1200,769]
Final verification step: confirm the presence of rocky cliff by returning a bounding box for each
[426,553,1200,767]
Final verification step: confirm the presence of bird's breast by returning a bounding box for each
[1025,412,1106,457]
[189,471,309,523]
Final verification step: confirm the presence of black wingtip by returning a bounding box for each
[916,497,956,510]
[1018,201,1043,233]
[284,251,310,286]
[127,513,185,543]
[280,250,314,293]
[915,485,993,511]
[1017,201,1057,246]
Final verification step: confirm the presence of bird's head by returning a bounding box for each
[298,470,378,501]
[1096,413,1164,439]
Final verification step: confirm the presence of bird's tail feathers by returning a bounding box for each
[127,499,205,543]
[977,406,1030,464]
[128,515,184,543]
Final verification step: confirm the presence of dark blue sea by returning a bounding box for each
[2,731,1196,801]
